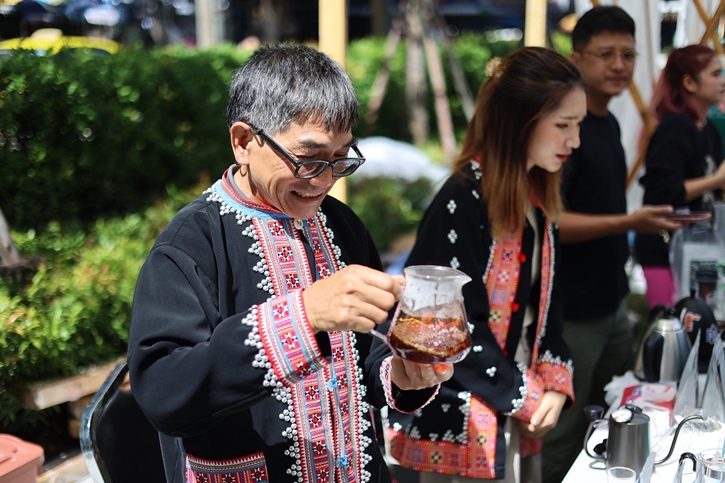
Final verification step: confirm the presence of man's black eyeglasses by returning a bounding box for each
[248,124,366,179]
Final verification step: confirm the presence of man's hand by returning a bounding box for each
[302,265,404,333]
[629,205,683,234]
[390,357,453,390]
[517,391,568,439]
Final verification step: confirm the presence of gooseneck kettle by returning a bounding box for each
[634,305,692,382]
[584,404,704,476]
[584,404,651,474]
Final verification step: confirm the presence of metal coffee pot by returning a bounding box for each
[584,404,704,476]
[634,305,692,382]
[584,404,651,475]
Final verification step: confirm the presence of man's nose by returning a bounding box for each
[611,55,626,70]
[311,165,335,187]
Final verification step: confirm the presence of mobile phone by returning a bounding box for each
[659,211,712,223]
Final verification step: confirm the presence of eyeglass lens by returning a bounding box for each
[590,50,637,63]
[296,156,363,179]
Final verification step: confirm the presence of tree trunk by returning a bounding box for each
[421,0,456,159]
[405,0,429,147]
[432,4,475,121]
[364,16,402,130]
[0,207,41,278]
[252,0,284,44]
[0,207,22,266]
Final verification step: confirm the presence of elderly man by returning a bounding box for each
[127,44,452,483]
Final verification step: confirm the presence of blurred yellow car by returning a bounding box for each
[0,28,119,58]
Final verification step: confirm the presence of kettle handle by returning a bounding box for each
[642,331,665,382]
[649,304,677,323]
[583,405,607,461]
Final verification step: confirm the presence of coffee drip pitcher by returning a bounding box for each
[375,265,472,363]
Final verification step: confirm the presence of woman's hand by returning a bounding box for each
[517,390,568,439]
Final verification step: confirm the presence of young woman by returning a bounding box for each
[634,45,725,308]
[386,47,585,482]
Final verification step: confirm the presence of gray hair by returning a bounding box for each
[227,44,359,135]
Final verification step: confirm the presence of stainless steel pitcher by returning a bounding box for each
[584,404,651,474]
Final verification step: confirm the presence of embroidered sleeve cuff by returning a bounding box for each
[536,350,575,401]
[379,356,439,414]
[504,363,545,422]
[256,289,325,386]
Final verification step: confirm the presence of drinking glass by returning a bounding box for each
[607,466,637,482]
[697,448,725,483]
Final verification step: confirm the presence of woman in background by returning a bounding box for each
[386,47,584,482]
[635,44,725,308]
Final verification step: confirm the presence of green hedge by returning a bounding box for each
[0,45,250,230]
[0,185,197,431]
[0,35,520,231]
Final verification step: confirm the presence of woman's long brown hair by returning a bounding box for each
[453,47,585,238]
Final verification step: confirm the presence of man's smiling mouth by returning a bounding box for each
[294,191,323,199]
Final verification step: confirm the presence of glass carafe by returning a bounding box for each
[388,265,472,363]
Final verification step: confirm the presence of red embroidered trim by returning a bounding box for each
[469,396,498,478]
[381,356,396,408]
[530,224,553,365]
[484,228,523,352]
[249,213,370,482]
[537,357,574,398]
[388,396,499,478]
[511,372,544,422]
[186,451,269,482]
[520,437,543,459]
[481,220,555,460]
[258,290,321,384]
[390,430,470,477]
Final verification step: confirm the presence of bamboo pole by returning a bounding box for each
[524,0,547,47]
[700,0,725,47]
[319,0,348,202]
[693,0,725,53]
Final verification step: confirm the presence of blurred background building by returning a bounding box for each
[0,0,575,46]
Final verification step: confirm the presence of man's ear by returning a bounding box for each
[230,122,256,165]
[682,74,698,94]
[570,50,582,66]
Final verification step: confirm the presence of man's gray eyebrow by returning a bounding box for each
[297,137,357,149]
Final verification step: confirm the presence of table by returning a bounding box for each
[563,374,724,483]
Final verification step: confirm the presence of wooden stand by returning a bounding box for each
[364,0,474,160]
[23,357,126,411]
